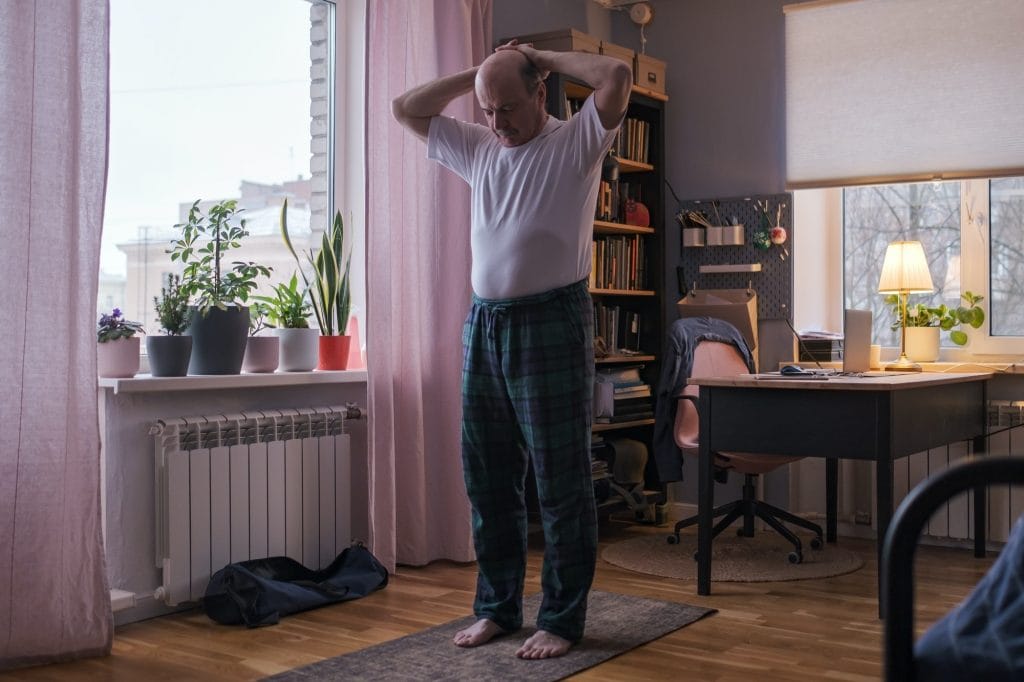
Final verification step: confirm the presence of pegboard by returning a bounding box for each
[677,193,793,321]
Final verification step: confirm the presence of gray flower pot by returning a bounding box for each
[187,306,250,375]
[146,335,192,377]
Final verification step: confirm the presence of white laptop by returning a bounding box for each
[842,308,905,376]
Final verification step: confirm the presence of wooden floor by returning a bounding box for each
[2,518,995,682]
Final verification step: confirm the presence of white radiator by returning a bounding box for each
[889,407,1024,545]
[152,405,364,605]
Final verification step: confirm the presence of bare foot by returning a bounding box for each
[453,618,505,648]
[514,630,572,659]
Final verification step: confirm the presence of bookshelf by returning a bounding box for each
[545,73,668,520]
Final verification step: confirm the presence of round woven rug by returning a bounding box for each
[601,531,864,582]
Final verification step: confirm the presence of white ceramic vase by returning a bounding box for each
[905,326,940,362]
[97,337,141,378]
[275,327,319,372]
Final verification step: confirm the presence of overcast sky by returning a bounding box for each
[102,0,313,275]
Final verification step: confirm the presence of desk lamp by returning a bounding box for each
[877,240,934,371]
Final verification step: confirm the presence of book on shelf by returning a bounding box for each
[594,411,654,424]
[595,364,644,384]
[613,384,651,397]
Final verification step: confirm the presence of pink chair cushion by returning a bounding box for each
[673,340,801,475]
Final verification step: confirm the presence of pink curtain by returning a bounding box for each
[0,0,113,669]
[365,0,491,571]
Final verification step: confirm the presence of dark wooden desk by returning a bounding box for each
[690,371,991,609]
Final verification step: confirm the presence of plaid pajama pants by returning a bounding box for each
[461,278,597,643]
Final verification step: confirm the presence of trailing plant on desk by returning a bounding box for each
[885,291,985,346]
[280,199,352,335]
[97,308,144,342]
[169,199,272,315]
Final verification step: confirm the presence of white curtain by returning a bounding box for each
[0,0,113,668]
[365,0,491,571]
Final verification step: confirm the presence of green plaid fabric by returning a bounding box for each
[461,279,597,643]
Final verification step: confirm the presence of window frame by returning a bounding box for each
[796,181,1024,360]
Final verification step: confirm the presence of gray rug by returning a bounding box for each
[265,591,713,681]
[602,531,864,582]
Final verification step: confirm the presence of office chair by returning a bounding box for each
[663,321,824,564]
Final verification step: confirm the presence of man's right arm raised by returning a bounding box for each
[391,67,479,142]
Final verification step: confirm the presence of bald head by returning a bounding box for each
[477,50,543,97]
[475,49,548,147]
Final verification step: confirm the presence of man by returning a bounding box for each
[392,40,631,659]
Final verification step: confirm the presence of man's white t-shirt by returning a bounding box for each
[427,95,618,300]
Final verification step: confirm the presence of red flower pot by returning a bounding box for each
[317,335,351,371]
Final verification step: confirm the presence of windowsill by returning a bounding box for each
[809,360,1024,375]
[98,369,368,394]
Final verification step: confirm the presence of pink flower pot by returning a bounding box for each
[97,337,141,378]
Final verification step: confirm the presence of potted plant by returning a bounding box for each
[241,301,279,373]
[97,308,144,378]
[169,199,272,374]
[253,272,318,372]
[147,273,193,377]
[885,291,985,361]
[280,199,353,370]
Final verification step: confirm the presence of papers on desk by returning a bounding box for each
[753,372,829,380]
[753,371,915,380]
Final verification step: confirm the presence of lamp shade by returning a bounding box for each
[877,241,934,294]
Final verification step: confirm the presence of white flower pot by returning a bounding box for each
[275,327,319,372]
[905,326,940,362]
[97,337,141,378]
[242,336,280,373]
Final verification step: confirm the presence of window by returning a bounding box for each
[843,178,1024,356]
[101,0,338,336]
[989,177,1024,337]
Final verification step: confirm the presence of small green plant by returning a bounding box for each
[168,199,272,315]
[885,291,985,346]
[280,199,352,336]
[152,273,191,335]
[97,308,144,343]
[248,301,273,336]
[253,273,312,329]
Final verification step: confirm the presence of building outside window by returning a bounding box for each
[101,0,337,337]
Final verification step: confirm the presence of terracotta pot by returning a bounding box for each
[242,336,280,373]
[317,335,351,370]
[97,337,141,378]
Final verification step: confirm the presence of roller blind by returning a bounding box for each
[785,0,1024,189]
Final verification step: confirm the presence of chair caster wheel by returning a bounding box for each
[788,551,803,564]
[810,537,823,550]
[667,535,679,545]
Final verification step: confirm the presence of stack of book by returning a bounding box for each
[593,365,654,424]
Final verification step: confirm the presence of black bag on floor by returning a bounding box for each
[203,542,389,627]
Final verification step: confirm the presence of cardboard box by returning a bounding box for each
[600,40,635,67]
[499,28,600,54]
[634,53,666,94]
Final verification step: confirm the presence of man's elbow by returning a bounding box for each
[391,95,408,124]
[611,60,633,94]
